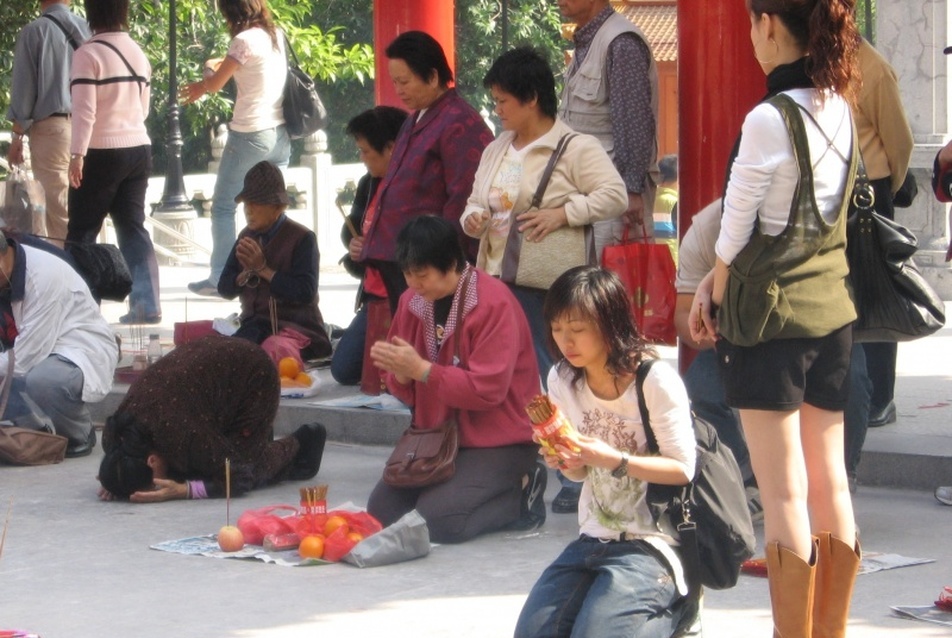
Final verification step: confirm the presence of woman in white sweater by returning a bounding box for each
[67,0,161,324]
[461,47,627,383]
[689,1,862,635]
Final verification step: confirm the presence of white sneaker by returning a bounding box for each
[934,486,952,506]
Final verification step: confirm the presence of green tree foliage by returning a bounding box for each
[131,0,375,173]
[455,0,565,116]
[1,0,883,171]
[0,0,566,172]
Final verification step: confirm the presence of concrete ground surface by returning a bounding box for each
[2,443,952,638]
[2,262,951,637]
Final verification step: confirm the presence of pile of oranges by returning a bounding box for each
[279,357,312,389]
[297,514,365,560]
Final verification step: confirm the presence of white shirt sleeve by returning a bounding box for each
[715,102,791,264]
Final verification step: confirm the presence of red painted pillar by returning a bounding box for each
[373,0,456,108]
[677,0,763,371]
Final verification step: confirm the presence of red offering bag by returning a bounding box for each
[295,509,384,562]
[237,505,300,545]
[601,224,677,346]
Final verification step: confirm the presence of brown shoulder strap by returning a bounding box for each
[530,133,577,209]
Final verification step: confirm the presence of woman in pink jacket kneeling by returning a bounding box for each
[367,215,545,543]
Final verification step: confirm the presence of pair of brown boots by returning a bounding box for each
[766,532,862,638]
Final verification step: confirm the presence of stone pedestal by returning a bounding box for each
[152,208,198,264]
[299,130,335,259]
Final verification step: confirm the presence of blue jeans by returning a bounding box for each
[208,126,290,284]
[3,355,91,446]
[844,345,872,478]
[508,284,554,390]
[515,536,690,638]
[684,349,753,484]
[330,302,367,385]
[862,341,896,414]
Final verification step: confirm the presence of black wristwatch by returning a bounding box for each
[611,452,629,478]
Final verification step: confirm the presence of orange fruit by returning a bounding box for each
[346,531,364,544]
[298,534,325,559]
[324,515,349,537]
[278,357,300,379]
[295,371,312,386]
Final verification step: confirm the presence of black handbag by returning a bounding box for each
[282,33,327,139]
[847,166,945,342]
[65,241,133,302]
[635,359,755,592]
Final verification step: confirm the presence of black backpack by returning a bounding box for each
[635,359,755,592]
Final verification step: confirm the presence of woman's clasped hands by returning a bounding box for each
[370,337,431,385]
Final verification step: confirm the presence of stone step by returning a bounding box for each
[90,368,952,493]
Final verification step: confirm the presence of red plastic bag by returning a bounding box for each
[323,527,356,562]
[293,509,384,562]
[261,328,310,372]
[601,225,677,345]
[237,505,300,546]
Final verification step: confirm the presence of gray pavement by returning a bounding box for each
[3,442,952,637]
[2,263,951,637]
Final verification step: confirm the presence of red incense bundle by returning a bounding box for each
[526,395,580,455]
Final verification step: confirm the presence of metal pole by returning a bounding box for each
[156,0,191,212]
[501,0,509,53]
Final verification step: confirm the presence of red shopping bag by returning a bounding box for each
[601,225,677,345]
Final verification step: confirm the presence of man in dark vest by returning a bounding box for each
[218,161,331,362]
[553,0,660,515]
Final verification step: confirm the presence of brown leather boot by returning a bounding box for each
[812,532,861,638]
[766,538,818,638]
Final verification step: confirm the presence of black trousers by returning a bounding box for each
[67,145,161,318]
[862,176,898,413]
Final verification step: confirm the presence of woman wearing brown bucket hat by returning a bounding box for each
[217,160,331,363]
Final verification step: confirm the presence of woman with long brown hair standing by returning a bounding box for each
[690,0,862,635]
[181,0,290,297]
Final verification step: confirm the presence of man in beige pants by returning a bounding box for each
[6,0,89,245]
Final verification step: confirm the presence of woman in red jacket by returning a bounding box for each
[358,31,493,314]
[367,216,544,543]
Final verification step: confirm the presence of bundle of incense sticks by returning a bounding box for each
[299,484,328,516]
[525,395,580,455]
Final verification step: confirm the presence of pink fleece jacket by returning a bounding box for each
[385,269,539,449]
[70,31,151,154]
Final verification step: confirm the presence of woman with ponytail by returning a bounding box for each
[97,337,325,503]
[689,1,861,636]
[180,0,290,297]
